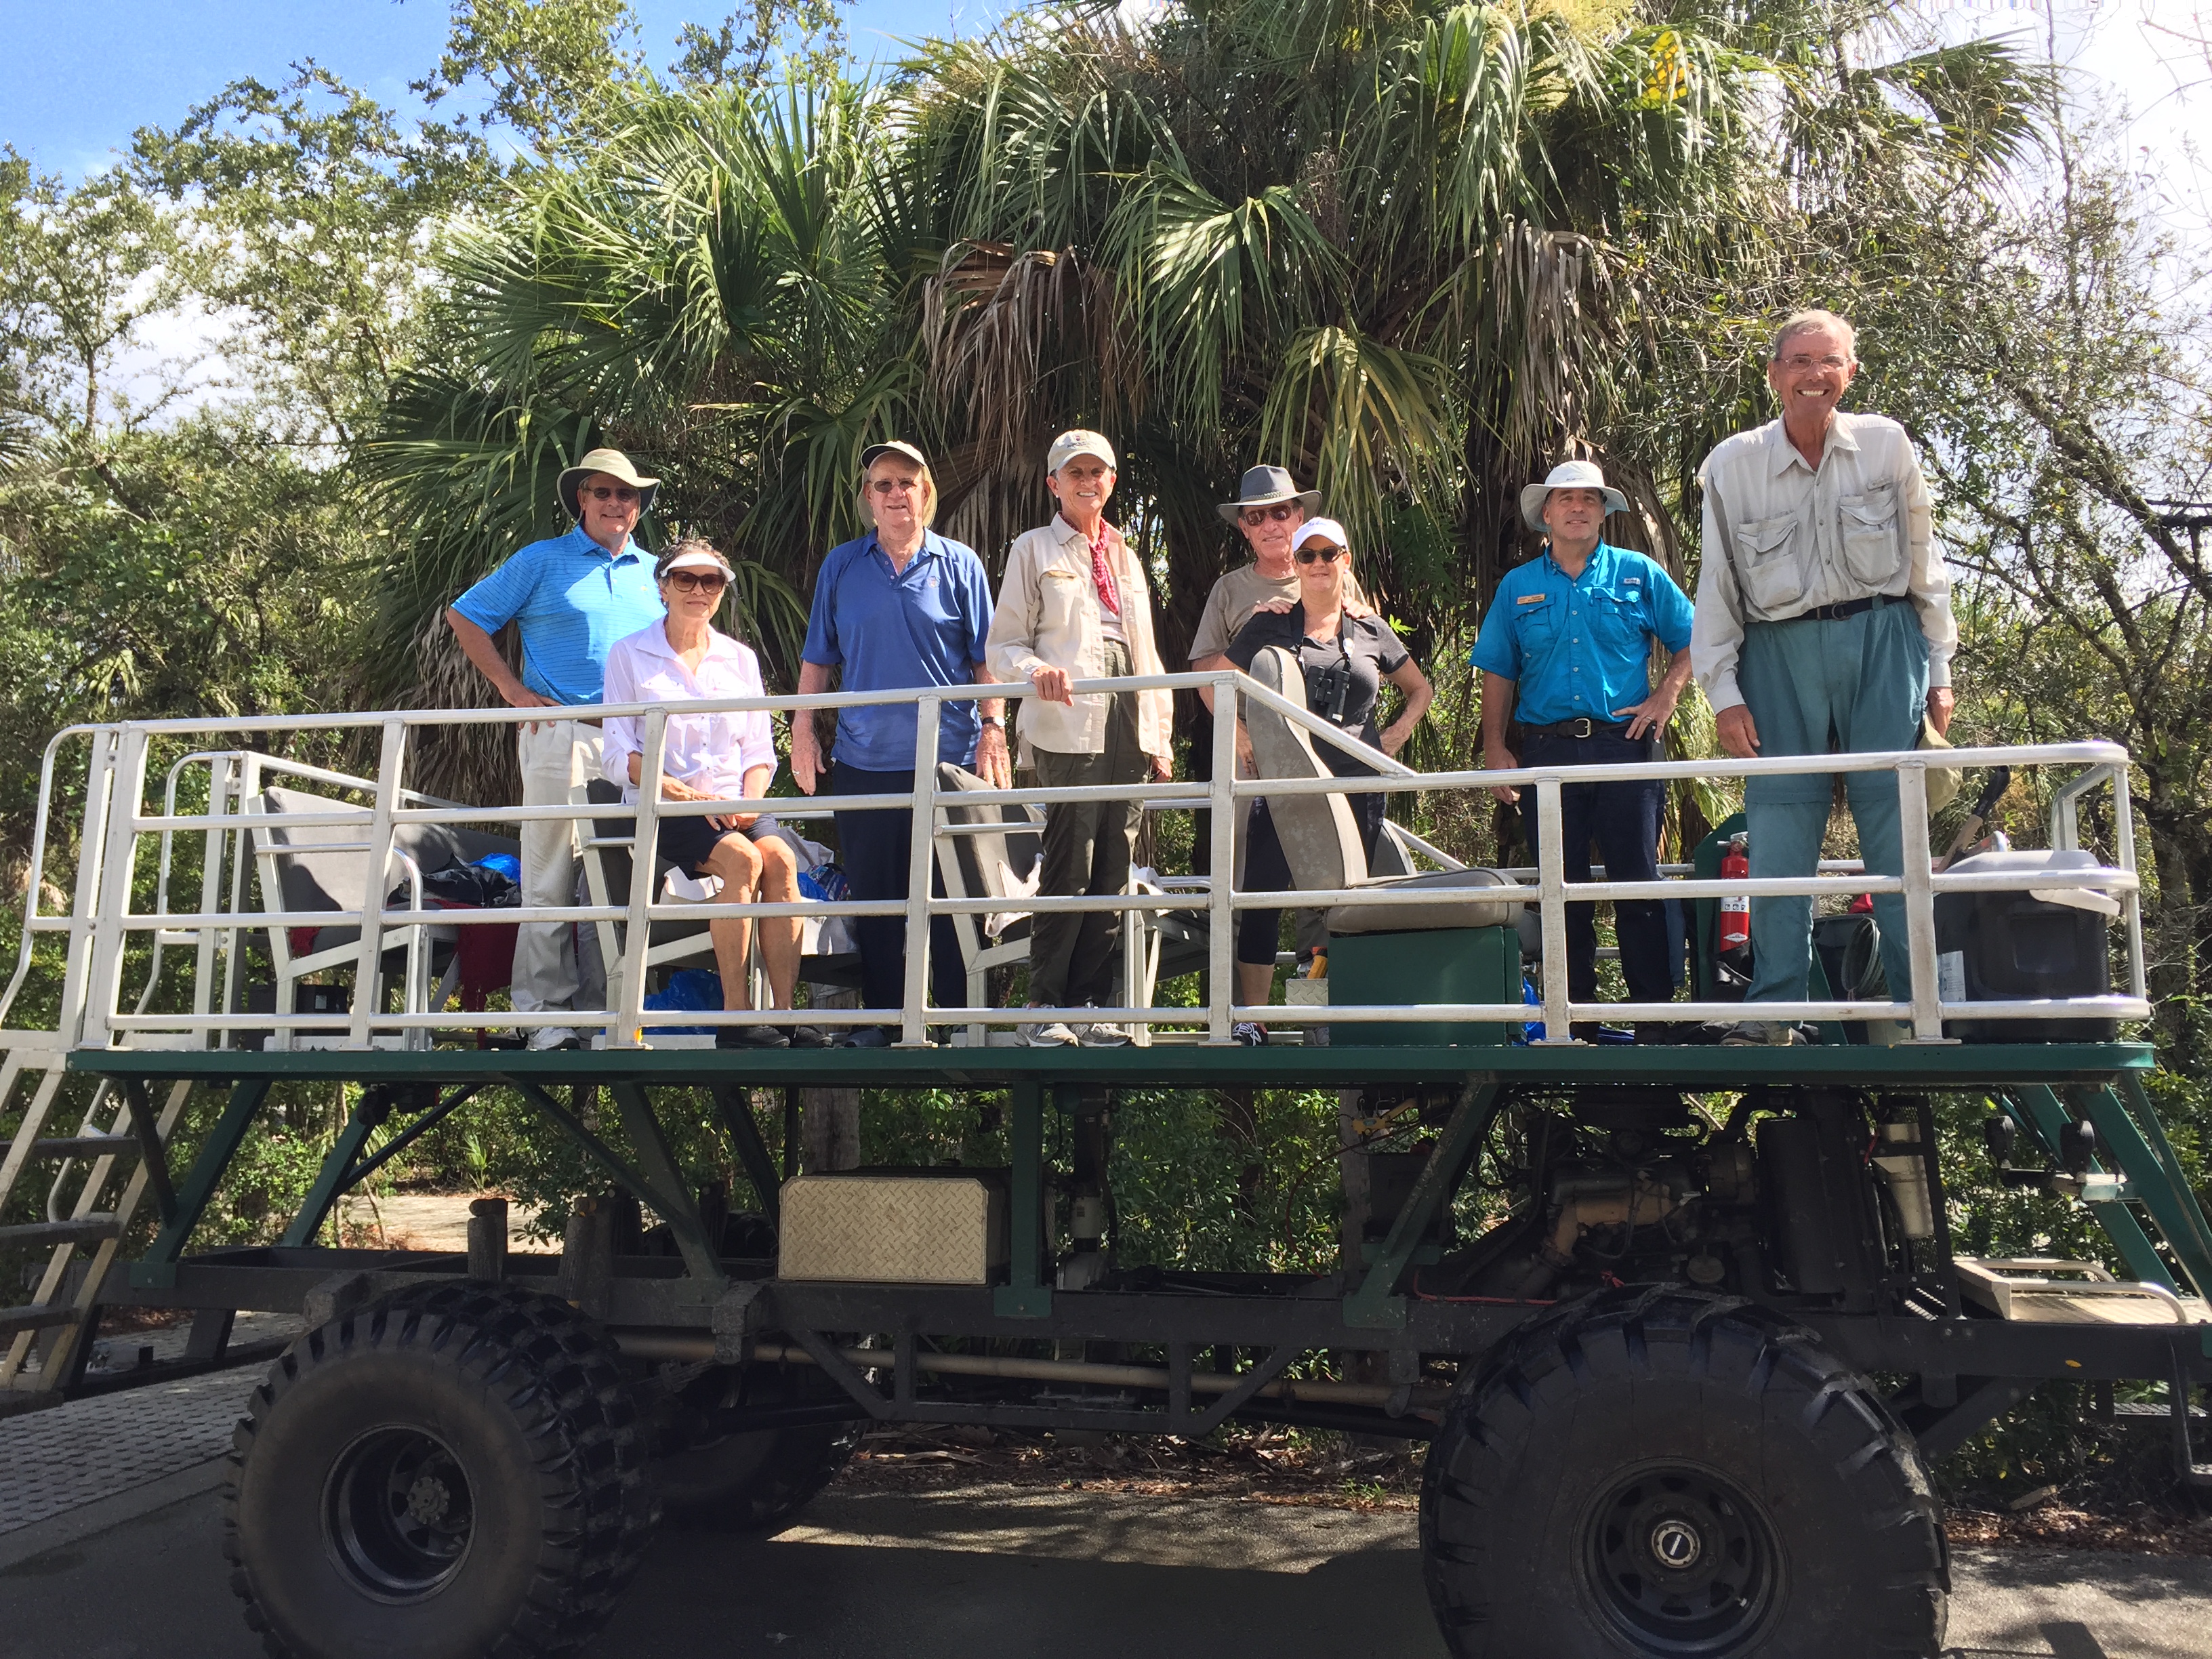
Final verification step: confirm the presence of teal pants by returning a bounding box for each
[1738,599,1928,1005]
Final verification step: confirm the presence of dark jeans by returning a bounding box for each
[1030,662,1147,1008]
[1237,790,1384,967]
[1516,733,1672,1004]
[831,760,968,1012]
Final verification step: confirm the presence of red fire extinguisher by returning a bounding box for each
[1717,833,1751,978]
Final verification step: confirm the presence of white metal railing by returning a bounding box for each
[0,672,2150,1052]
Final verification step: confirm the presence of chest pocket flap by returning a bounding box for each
[1839,482,1904,587]
[1731,514,1805,613]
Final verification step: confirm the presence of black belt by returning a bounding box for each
[1523,718,1634,739]
[1786,594,1891,623]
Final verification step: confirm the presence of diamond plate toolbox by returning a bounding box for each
[778,1172,1008,1284]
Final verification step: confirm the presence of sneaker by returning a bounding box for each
[842,1026,893,1049]
[1078,1018,1131,1047]
[1019,1020,1080,1046]
[527,1026,580,1052]
[1719,1019,1805,1048]
[1231,1021,1269,1046]
[790,1025,831,1049]
[716,1022,790,1049]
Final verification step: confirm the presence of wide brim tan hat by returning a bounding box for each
[558,447,660,520]
[1217,464,1322,525]
[1520,459,1629,533]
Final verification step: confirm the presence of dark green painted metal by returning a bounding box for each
[710,1084,783,1227]
[607,1082,724,1287]
[2005,1086,2173,1289]
[506,1079,692,1246]
[65,1040,2158,1091]
[129,1079,268,1290]
[2094,1078,2212,1300]
[118,1081,176,1228]
[279,1103,380,1249]
[994,1080,1049,1319]
[1343,1080,1504,1330]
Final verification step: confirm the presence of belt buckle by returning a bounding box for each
[1571,718,1593,739]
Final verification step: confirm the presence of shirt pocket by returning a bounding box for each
[1511,594,1559,655]
[1732,515,1806,613]
[1839,483,1904,588]
[1589,590,1648,657]
[1036,565,1088,633]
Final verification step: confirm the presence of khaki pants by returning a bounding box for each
[1028,647,1147,1009]
[514,719,601,1020]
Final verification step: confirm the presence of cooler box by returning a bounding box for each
[1934,848,2118,1043]
[779,1170,1008,1284]
[1323,868,1523,1046]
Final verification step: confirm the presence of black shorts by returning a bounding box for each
[654,812,764,875]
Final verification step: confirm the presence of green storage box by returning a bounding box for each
[1327,924,1521,1046]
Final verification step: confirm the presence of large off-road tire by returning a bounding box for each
[1421,1287,1947,1659]
[225,1284,655,1659]
[650,1361,863,1532]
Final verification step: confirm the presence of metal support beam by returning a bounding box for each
[2005,1087,2172,1289]
[131,1079,270,1288]
[1343,1079,1501,1328]
[117,1080,176,1228]
[607,1082,724,1288]
[710,1083,784,1227]
[995,1080,1050,1318]
[2106,1076,2212,1300]
[508,1078,689,1231]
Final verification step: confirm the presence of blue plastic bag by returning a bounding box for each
[642,967,724,1036]
[798,863,848,904]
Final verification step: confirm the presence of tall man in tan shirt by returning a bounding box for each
[987,430,1175,1046]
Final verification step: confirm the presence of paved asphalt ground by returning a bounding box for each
[3,1370,2209,1658]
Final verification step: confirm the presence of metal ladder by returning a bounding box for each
[0,1042,192,1401]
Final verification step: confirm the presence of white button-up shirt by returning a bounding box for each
[602,621,777,800]
[1692,410,1955,713]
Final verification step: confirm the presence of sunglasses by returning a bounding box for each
[584,485,639,504]
[1294,544,1344,564]
[1240,504,1300,527]
[868,476,921,496]
[665,571,728,594]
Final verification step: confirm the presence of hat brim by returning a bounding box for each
[1217,488,1323,525]
[1520,482,1629,533]
[559,466,659,522]
[859,441,930,474]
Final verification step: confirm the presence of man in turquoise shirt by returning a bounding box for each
[446,447,665,1050]
[1473,461,1696,1033]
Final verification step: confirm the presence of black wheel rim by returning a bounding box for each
[323,1425,475,1602]
[1582,1462,1780,1655]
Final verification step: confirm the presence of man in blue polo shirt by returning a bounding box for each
[445,447,664,1050]
[790,441,1007,1045]
[1473,459,1696,1035]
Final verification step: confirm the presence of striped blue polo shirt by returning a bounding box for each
[451,526,664,705]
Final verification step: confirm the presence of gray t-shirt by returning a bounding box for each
[1189,561,1372,663]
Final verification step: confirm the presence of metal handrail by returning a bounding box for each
[1,673,2150,1050]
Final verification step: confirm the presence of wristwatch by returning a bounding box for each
[979,715,1006,729]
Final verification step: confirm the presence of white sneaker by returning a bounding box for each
[1078,1009,1130,1046]
[1019,1020,1080,1046]
[527,1026,580,1052]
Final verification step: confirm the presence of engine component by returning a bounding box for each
[1870,1120,1937,1242]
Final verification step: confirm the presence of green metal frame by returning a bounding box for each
[130,1079,269,1289]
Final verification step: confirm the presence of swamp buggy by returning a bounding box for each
[1,666,2207,1659]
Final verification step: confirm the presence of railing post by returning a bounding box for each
[81,726,150,1050]
[190,755,234,1042]
[1207,674,1237,1043]
[612,708,667,1049]
[58,730,120,1048]
[346,719,408,1048]
[1534,775,1572,1043]
[899,697,943,1047]
[1895,759,1949,1042]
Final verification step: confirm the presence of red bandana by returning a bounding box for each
[1089,527,1122,616]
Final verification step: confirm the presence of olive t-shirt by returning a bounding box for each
[1188,562,1372,663]
[1225,605,1411,776]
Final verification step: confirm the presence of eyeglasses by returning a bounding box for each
[868,476,922,496]
[665,571,728,594]
[1240,504,1299,527]
[1776,353,1850,372]
[585,485,639,504]
[1294,544,1344,564]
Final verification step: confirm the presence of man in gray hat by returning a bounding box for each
[447,446,665,1049]
[987,429,1175,1046]
[1692,310,1956,1045]
[1188,466,1369,703]
[1474,459,1695,1036]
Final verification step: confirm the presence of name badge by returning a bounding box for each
[1517,593,1547,605]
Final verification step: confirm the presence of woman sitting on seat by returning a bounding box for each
[1224,516,1433,1045]
[603,540,823,1048]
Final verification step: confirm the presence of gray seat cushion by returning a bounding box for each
[1326,867,1525,936]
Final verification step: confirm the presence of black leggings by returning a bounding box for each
[1236,792,1384,966]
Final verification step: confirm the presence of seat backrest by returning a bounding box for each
[1240,646,1368,897]
[249,785,524,915]
[935,762,1044,903]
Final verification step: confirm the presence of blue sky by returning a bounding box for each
[3,0,1006,177]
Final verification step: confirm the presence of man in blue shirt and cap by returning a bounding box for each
[791,441,1007,1046]
[1473,459,1696,1036]
[446,447,665,1050]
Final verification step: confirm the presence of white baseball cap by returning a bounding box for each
[1296,516,1352,554]
[1046,429,1117,474]
[655,545,735,581]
